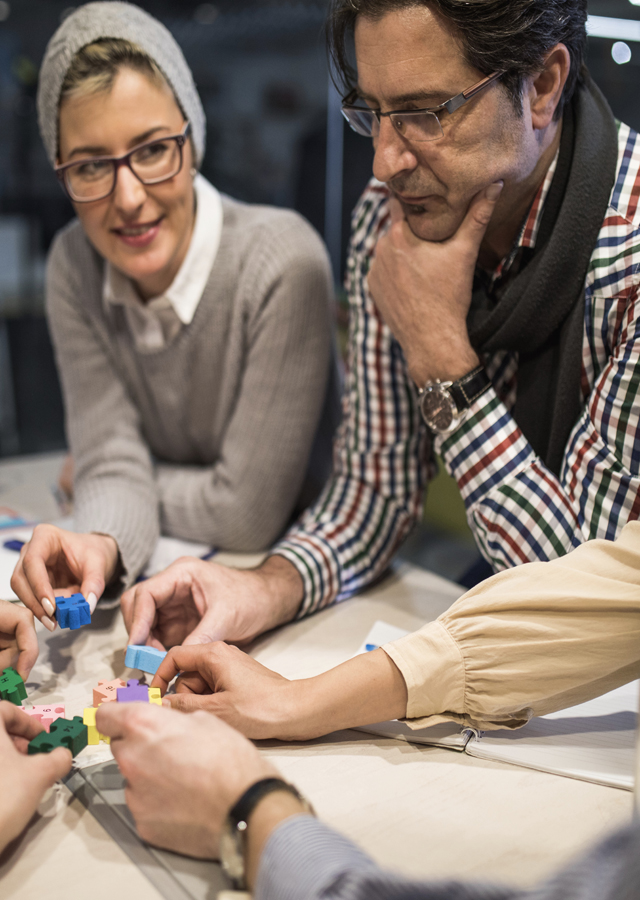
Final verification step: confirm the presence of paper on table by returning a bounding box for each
[466,680,639,791]
[0,524,35,600]
[353,620,472,750]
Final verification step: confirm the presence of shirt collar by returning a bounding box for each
[103,173,223,325]
[491,148,560,283]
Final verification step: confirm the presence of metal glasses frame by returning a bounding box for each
[341,71,503,141]
[54,121,192,202]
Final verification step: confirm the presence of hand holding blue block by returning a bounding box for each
[125,644,167,675]
[55,593,91,630]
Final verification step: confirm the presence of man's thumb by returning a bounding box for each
[29,746,73,790]
[459,181,503,245]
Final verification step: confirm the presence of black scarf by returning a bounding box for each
[466,77,619,476]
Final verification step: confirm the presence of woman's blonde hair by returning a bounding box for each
[60,37,167,103]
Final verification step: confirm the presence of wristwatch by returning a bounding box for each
[220,776,315,890]
[418,365,490,435]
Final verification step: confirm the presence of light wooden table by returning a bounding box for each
[0,453,633,899]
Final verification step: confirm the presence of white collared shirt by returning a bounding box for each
[103,174,223,353]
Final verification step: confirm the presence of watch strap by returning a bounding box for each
[229,777,308,830]
[224,777,312,890]
[448,365,490,412]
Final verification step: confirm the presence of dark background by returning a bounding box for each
[0,0,636,457]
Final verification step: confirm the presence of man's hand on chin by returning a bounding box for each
[367,182,503,388]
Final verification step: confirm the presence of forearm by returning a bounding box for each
[273,648,408,741]
[251,555,305,635]
[245,792,311,890]
[436,387,583,569]
[385,521,640,731]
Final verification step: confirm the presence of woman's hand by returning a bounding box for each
[96,703,280,859]
[0,600,39,680]
[152,642,301,739]
[10,525,120,630]
[0,702,72,853]
[153,642,409,743]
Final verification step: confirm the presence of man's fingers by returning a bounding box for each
[152,645,212,694]
[165,692,209,713]
[0,701,44,741]
[456,181,504,249]
[29,746,73,788]
[388,196,405,225]
[124,588,158,646]
[95,699,142,740]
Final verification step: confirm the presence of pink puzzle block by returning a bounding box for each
[20,703,66,732]
[93,678,127,708]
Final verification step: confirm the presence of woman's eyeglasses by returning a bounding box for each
[341,72,503,143]
[55,121,192,202]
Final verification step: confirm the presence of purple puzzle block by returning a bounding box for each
[116,679,149,703]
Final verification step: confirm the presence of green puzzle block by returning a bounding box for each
[0,667,27,705]
[28,716,88,757]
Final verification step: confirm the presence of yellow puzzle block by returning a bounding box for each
[149,687,162,706]
[83,707,110,744]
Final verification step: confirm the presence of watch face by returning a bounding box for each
[420,385,456,433]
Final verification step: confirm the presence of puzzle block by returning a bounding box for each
[117,679,149,703]
[20,703,66,732]
[0,667,27,705]
[28,716,88,756]
[148,687,162,706]
[125,644,167,675]
[83,707,110,745]
[55,593,91,630]
[93,678,127,707]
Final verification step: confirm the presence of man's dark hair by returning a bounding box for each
[328,0,588,120]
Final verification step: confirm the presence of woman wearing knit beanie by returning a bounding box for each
[11,2,338,631]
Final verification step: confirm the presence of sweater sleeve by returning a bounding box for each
[154,215,335,551]
[383,520,640,732]
[255,815,640,900]
[45,227,159,587]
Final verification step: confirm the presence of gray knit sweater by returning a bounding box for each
[46,195,337,585]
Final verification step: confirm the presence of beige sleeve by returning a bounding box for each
[383,521,640,732]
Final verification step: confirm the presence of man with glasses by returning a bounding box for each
[125,0,640,653]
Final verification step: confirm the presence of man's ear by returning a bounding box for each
[528,43,572,131]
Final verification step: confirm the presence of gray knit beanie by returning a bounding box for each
[37,1,206,167]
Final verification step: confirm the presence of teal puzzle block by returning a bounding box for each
[125,644,167,675]
[28,715,88,757]
[0,667,27,705]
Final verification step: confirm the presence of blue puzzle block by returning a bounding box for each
[125,644,167,675]
[117,679,150,703]
[55,593,91,630]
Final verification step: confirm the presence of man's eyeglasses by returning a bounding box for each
[55,121,192,202]
[341,72,503,143]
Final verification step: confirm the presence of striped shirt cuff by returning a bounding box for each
[434,386,535,508]
[255,816,377,900]
[273,532,342,617]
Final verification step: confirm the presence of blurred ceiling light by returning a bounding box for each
[587,15,640,41]
[629,1,640,6]
[0,2,10,22]
[612,41,633,64]
[194,4,219,25]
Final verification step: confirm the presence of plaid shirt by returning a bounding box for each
[276,122,640,616]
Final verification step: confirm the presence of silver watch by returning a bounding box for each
[418,366,490,435]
